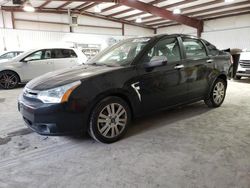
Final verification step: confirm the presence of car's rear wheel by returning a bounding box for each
[89,96,131,143]
[0,71,19,89]
[204,78,226,108]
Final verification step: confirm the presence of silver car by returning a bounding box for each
[0,48,87,89]
[0,51,23,61]
[236,52,250,79]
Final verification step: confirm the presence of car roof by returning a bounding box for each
[131,34,199,41]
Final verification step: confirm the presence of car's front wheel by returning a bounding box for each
[0,71,19,89]
[205,78,227,108]
[89,96,131,143]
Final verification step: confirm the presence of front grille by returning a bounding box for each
[240,60,250,68]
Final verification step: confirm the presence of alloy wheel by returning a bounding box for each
[0,72,18,89]
[213,81,225,105]
[97,103,127,138]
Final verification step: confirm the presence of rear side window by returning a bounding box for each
[52,49,77,59]
[203,40,219,56]
[44,49,52,59]
[182,38,207,59]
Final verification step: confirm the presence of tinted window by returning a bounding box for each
[52,49,77,58]
[203,40,219,56]
[144,37,181,63]
[182,38,207,59]
[44,49,52,59]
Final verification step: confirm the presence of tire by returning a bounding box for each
[234,76,241,80]
[0,71,19,89]
[204,78,227,108]
[89,96,131,143]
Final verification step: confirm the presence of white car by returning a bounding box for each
[0,48,87,89]
[0,51,23,61]
[236,51,250,79]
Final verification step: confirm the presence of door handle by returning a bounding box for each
[174,64,184,69]
[206,59,214,63]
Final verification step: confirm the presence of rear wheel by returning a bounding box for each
[89,96,131,143]
[205,78,226,108]
[0,71,19,89]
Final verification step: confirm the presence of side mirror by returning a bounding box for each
[145,56,168,69]
[21,59,28,63]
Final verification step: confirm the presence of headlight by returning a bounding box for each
[37,81,81,103]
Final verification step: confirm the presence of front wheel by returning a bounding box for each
[0,71,19,89]
[89,96,131,143]
[204,78,227,108]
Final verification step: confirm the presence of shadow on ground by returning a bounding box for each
[126,101,211,139]
[67,102,211,142]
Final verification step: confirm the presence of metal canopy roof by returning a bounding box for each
[1,0,250,30]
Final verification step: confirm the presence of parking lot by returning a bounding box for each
[0,79,249,188]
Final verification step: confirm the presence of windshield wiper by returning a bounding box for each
[89,63,117,67]
[89,63,105,66]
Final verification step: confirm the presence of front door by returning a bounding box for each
[135,37,188,113]
[20,49,54,81]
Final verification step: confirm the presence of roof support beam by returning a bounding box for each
[56,1,72,9]
[80,2,99,12]
[118,0,203,33]
[141,0,250,25]
[101,4,120,13]
[39,0,52,9]
[1,6,153,30]
[74,2,91,10]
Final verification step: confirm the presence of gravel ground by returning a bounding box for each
[0,79,249,188]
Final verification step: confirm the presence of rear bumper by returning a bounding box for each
[18,95,87,136]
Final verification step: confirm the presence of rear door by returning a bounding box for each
[181,37,212,100]
[52,49,78,70]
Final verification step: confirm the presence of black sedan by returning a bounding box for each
[18,34,232,143]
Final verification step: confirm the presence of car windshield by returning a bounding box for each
[87,37,152,66]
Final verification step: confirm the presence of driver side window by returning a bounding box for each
[143,37,181,63]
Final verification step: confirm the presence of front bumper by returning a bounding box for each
[236,63,250,77]
[18,94,86,136]
[236,71,250,77]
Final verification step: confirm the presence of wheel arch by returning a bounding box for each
[0,69,21,82]
[206,73,228,99]
[217,74,228,88]
[89,89,135,119]
[81,89,136,133]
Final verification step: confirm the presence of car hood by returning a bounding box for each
[0,59,13,64]
[26,64,123,90]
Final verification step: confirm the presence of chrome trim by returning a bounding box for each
[131,82,141,102]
